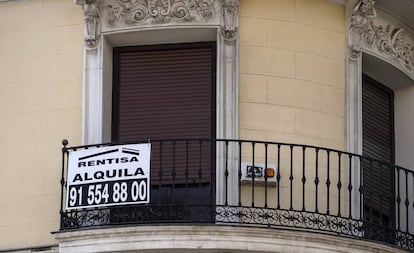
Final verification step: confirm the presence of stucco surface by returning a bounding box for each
[0,0,83,250]
[239,0,346,150]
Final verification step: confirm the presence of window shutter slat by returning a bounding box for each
[112,43,216,185]
[362,75,395,226]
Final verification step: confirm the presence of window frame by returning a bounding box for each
[80,1,240,206]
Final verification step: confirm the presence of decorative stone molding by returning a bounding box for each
[85,1,100,49]
[74,0,239,207]
[364,25,414,74]
[76,0,101,50]
[349,0,414,77]
[221,0,238,41]
[346,0,414,180]
[105,0,218,27]
[78,0,240,46]
[75,0,239,145]
[54,225,407,253]
[349,0,377,59]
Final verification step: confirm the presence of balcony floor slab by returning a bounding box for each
[53,225,407,253]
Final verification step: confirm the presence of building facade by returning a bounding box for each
[0,0,414,252]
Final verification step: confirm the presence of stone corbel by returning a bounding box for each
[76,0,101,50]
[348,0,377,59]
[221,0,238,41]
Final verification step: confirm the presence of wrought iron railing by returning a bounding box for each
[59,139,414,251]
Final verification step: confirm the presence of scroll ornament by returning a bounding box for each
[365,26,414,73]
[106,0,216,26]
[349,0,414,73]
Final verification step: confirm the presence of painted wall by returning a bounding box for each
[0,0,83,250]
[395,86,414,233]
[238,0,347,214]
[395,86,414,170]
[239,0,346,150]
[0,0,348,250]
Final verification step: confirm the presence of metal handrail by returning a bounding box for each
[59,139,414,251]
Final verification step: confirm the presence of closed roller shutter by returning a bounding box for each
[112,43,216,190]
[362,74,395,226]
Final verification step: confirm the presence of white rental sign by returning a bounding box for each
[66,144,151,210]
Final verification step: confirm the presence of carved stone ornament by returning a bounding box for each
[105,0,217,26]
[349,0,377,59]
[221,0,238,41]
[365,26,414,73]
[77,0,101,50]
[349,0,414,75]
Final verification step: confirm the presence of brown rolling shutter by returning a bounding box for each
[362,74,395,226]
[112,43,216,186]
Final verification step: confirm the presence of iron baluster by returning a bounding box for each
[238,141,242,206]
[348,154,353,219]
[406,169,409,233]
[289,145,294,211]
[251,142,255,207]
[158,141,163,205]
[337,153,342,217]
[211,139,215,207]
[225,141,229,206]
[302,146,306,212]
[367,158,373,221]
[315,148,319,213]
[277,144,281,209]
[172,140,176,204]
[413,173,414,232]
[326,150,331,215]
[359,157,363,221]
[397,166,401,230]
[185,140,189,198]
[379,161,385,226]
[198,140,203,205]
[60,139,68,230]
[264,143,268,208]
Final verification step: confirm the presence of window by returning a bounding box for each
[362,74,395,227]
[80,0,239,206]
[112,42,216,142]
[112,43,217,208]
[347,3,414,232]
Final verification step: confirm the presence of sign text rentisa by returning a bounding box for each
[66,144,151,209]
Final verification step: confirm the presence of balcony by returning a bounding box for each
[59,139,414,251]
